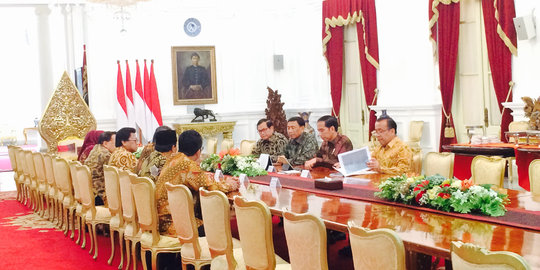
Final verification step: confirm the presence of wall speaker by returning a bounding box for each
[513,14,536,40]
[273,55,284,70]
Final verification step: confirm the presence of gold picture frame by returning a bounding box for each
[172,46,218,105]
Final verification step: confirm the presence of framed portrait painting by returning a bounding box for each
[171,46,218,105]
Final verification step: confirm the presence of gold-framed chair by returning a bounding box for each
[451,241,530,270]
[283,210,328,270]
[17,149,31,206]
[24,150,39,211]
[130,176,181,270]
[104,165,125,268]
[347,221,406,270]
[199,188,241,270]
[233,196,290,270]
[8,146,24,202]
[529,159,540,195]
[240,140,256,156]
[118,169,141,270]
[33,152,48,217]
[68,160,83,240]
[166,183,211,270]
[76,163,112,260]
[423,152,455,178]
[43,153,61,226]
[206,138,218,155]
[221,138,234,153]
[52,157,77,235]
[470,155,506,187]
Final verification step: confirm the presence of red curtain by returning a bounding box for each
[481,0,517,142]
[434,2,460,151]
[356,0,379,137]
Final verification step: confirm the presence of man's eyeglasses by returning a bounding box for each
[374,129,389,134]
[257,127,269,134]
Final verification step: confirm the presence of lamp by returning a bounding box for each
[87,0,149,32]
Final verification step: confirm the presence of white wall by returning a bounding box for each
[513,0,540,99]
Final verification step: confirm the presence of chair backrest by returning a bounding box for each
[408,121,424,143]
[118,169,137,227]
[471,155,506,186]
[529,159,540,195]
[75,164,97,216]
[240,140,256,156]
[508,121,529,132]
[166,183,201,258]
[200,188,236,266]
[7,146,17,172]
[32,152,47,185]
[68,160,81,201]
[104,165,123,218]
[233,195,276,270]
[451,241,530,270]
[283,210,328,270]
[43,153,56,186]
[25,150,36,180]
[221,138,234,153]
[16,148,27,178]
[348,221,406,270]
[52,156,74,198]
[424,152,455,178]
[130,176,159,245]
[206,138,218,155]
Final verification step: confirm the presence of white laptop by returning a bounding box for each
[335,147,375,176]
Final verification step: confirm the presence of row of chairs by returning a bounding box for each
[7,145,533,269]
[424,152,540,191]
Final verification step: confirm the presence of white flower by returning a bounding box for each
[427,186,441,200]
[451,180,462,188]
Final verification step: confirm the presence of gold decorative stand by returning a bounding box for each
[173,122,236,154]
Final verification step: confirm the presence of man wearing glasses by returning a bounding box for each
[108,127,139,172]
[367,115,412,175]
[251,119,288,163]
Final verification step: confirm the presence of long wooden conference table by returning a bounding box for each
[227,167,540,269]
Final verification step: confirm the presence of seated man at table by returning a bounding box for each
[277,116,318,166]
[135,125,173,173]
[251,118,288,163]
[155,130,239,236]
[305,115,353,169]
[84,131,116,206]
[108,127,138,172]
[367,115,412,175]
[138,129,177,182]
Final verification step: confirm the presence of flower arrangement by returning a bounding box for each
[200,148,268,177]
[375,175,508,217]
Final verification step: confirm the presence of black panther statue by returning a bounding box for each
[192,108,217,122]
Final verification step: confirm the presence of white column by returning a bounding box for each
[62,4,75,75]
[35,5,53,112]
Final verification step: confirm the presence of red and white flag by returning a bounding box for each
[143,60,153,141]
[134,60,148,141]
[148,59,163,134]
[125,60,135,128]
[116,60,129,128]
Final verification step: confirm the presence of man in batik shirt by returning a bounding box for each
[108,127,138,172]
[139,130,177,182]
[367,115,412,175]
[251,119,288,163]
[135,125,173,174]
[278,116,318,166]
[155,130,238,236]
[305,115,353,169]
[84,131,116,206]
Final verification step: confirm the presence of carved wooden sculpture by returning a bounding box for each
[265,87,288,138]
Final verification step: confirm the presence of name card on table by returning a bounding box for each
[239,173,250,188]
[267,165,276,173]
[300,170,312,179]
[270,176,282,189]
[214,170,224,183]
[258,154,271,170]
